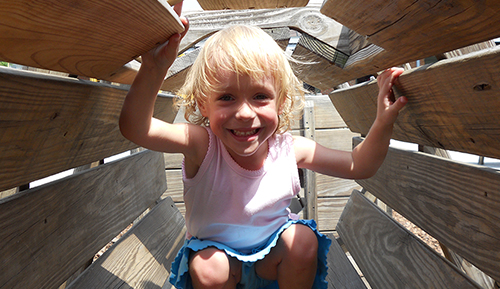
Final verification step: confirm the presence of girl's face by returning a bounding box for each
[199,70,282,170]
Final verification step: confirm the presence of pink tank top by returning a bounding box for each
[182,128,301,252]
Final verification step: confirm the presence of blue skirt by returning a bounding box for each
[169,219,331,289]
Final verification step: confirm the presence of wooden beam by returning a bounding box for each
[337,190,482,289]
[0,67,176,191]
[0,150,167,289]
[354,137,500,282]
[330,46,500,159]
[0,0,184,79]
[66,197,186,289]
[325,234,367,289]
[179,7,344,53]
[196,0,309,10]
[320,0,500,58]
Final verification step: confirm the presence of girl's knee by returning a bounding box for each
[189,248,241,288]
[283,225,318,263]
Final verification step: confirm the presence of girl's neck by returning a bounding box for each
[225,140,269,171]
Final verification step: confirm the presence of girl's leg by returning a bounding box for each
[189,247,242,289]
[255,224,319,289]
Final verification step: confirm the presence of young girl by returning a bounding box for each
[120,4,407,289]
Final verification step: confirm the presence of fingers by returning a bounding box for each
[173,1,183,16]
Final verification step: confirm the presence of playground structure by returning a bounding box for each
[1,0,500,288]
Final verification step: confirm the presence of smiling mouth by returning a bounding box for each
[231,128,260,137]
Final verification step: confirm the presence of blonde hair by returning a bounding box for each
[176,25,305,133]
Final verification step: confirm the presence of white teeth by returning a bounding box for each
[232,129,258,136]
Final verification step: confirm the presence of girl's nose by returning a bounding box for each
[235,102,256,120]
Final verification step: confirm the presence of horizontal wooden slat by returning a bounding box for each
[320,0,500,59]
[0,150,167,289]
[67,197,186,289]
[317,197,349,231]
[197,0,309,10]
[337,190,482,289]
[355,137,500,282]
[0,0,184,79]
[330,46,500,159]
[325,234,367,289]
[178,8,344,54]
[0,67,176,191]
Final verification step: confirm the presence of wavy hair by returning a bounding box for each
[176,25,305,133]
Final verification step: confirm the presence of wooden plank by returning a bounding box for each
[325,234,367,289]
[196,0,309,10]
[0,67,176,191]
[67,197,186,289]
[179,8,344,54]
[354,137,500,282]
[320,0,500,59]
[163,169,184,202]
[317,197,349,231]
[0,150,167,289]
[316,175,361,198]
[337,190,482,289]
[330,46,500,159]
[0,0,184,79]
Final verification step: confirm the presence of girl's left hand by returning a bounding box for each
[376,67,407,126]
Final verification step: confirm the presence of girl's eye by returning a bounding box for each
[218,95,233,101]
[255,94,269,100]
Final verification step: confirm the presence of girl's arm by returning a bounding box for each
[295,67,407,179]
[119,5,207,165]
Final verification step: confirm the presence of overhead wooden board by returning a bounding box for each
[321,0,500,60]
[197,0,309,9]
[0,0,184,79]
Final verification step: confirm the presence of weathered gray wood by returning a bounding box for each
[330,46,500,159]
[320,0,500,59]
[0,0,184,79]
[337,190,482,289]
[354,137,500,282]
[317,197,349,232]
[196,0,309,10]
[67,197,186,289]
[326,234,367,289]
[0,150,167,289]
[302,100,317,220]
[0,67,176,192]
[179,8,344,54]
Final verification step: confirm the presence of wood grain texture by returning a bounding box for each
[325,234,367,289]
[337,190,482,289]
[355,137,500,282]
[330,46,500,159]
[180,8,343,53]
[0,67,176,191]
[317,197,349,231]
[197,0,309,10]
[320,0,500,58]
[67,197,186,289]
[0,0,184,79]
[0,150,167,289]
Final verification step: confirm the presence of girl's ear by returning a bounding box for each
[198,100,209,117]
